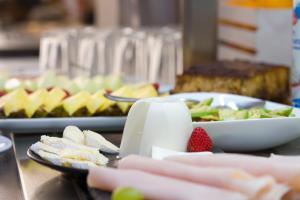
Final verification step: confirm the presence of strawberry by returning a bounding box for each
[187,127,212,152]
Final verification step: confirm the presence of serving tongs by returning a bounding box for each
[104,93,266,110]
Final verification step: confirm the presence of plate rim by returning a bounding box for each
[0,135,12,153]
[27,149,89,175]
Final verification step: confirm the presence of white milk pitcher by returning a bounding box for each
[119,98,193,157]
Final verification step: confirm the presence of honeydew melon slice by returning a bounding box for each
[63,91,91,116]
[25,89,47,118]
[44,87,67,113]
[133,84,158,99]
[2,88,28,116]
[111,86,134,113]
[86,90,114,114]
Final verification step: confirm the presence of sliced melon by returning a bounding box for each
[24,80,38,92]
[44,88,66,113]
[111,86,134,113]
[63,91,91,116]
[56,76,80,95]
[104,74,122,91]
[0,72,9,91]
[86,90,113,114]
[25,89,47,118]
[2,88,28,116]
[133,84,158,98]
[37,70,56,89]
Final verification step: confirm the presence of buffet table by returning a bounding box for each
[1,131,300,200]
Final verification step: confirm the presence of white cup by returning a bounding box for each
[120,98,193,157]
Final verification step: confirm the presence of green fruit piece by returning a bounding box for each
[270,107,293,117]
[24,80,38,92]
[234,110,248,120]
[219,109,236,121]
[190,106,218,118]
[289,113,296,117]
[192,98,213,109]
[0,72,9,90]
[104,75,122,91]
[248,108,271,119]
[198,115,220,121]
[112,187,144,200]
[37,70,56,89]
[199,98,213,106]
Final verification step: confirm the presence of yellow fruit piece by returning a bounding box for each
[25,89,48,118]
[44,88,66,113]
[111,86,134,113]
[2,88,28,116]
[86,90,114,114]
[133,84,158,99]
[63,91,91,116]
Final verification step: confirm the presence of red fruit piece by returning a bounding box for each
[47,87,70,98]
[0,91,6,97]
[187,127,213,152]
[152,83,159,91]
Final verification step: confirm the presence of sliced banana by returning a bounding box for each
[63,125,85,144]
[83,130,119,153]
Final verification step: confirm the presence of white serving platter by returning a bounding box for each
[0,116,126,134]
[170,93,300,152]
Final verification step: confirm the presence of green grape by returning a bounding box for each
[112,187,144,200]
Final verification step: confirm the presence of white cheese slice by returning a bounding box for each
[30,141,60,155]
[41,135,98,153]
[61,148,108,165]
[63,126,85,145]
[37,150,99,169]
[37,150,62,166]
[83,130,119,153]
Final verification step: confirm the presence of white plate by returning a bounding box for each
[0,117,126,134]
[170,93,300,152]
[0,136,12,153]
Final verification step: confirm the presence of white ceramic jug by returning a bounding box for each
[120,98,193,157]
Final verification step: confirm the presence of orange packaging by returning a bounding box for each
[227,0,292,8]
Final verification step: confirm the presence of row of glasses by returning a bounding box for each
[39,26,183,86]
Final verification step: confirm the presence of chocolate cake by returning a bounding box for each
[173,61,290,103]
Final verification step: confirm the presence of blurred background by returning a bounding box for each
[0,0,295,101]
